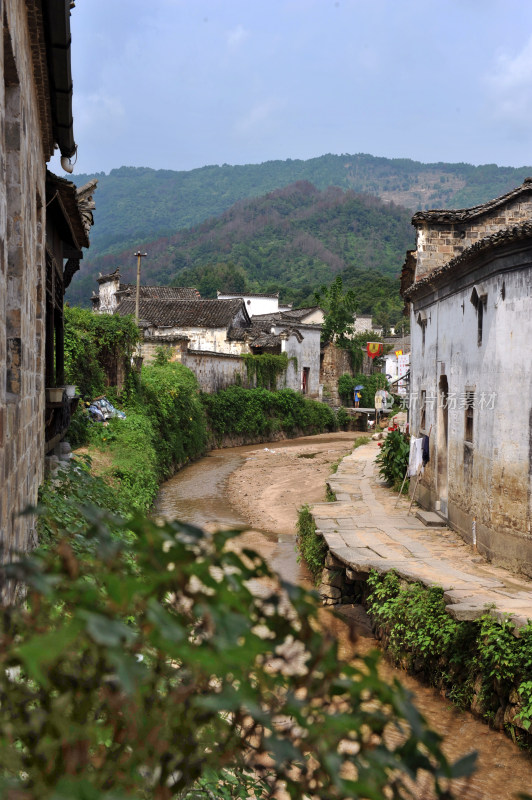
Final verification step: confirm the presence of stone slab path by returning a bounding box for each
[310,441,532,631]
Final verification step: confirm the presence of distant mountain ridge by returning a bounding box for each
[71,153,532,262]
[69,181,415,328]
[68,153,532,324]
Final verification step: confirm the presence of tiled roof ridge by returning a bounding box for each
[412,178,532,225]
[217,291,280,299]
[405,219,532,297]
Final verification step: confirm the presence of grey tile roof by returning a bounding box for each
[412,177,532,225]
[118,284,200,301]
[282,306,322,320]
[115,298,248,328]
[250,332,282,349]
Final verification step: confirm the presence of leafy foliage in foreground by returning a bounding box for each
[3,486,473,799]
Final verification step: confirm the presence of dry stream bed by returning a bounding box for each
[155,432,531,799]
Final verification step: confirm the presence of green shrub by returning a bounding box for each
[64,306,139,400]
[37,457,129,548]
[65,406,91,449]
[336,406,349,430]
[103,413,159,511]
[366,569,532,734]
[375,427,410,490]
[202,386,336,440]
[138,361,207,478]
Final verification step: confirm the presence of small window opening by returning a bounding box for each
[420,389,426,431]
[470,286,487,347]
[464,390,474,442]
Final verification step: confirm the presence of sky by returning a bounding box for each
[59,0,532,176]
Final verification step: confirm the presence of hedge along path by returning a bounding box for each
[309,441,532,630]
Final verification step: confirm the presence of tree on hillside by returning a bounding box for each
[314,275,358,344]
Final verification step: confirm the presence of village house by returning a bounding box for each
[216,291,293,316]
[93,275,323,396]
[402,178,532,577]
[1,0,95,596]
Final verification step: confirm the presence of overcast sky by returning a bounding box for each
[63,0,532,176]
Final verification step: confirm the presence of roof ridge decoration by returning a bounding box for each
[404,219,532,298]
[76,179,97,237]
[412,177,532,225]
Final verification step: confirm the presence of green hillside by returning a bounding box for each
[70,181,414,328]
[71,153,532,267]
[68,152,532,325]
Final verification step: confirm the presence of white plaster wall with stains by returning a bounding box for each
[410,260,532,576]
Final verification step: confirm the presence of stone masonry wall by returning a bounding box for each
[415,193,532,280]
[320,343,352,406]
[0,3,48,596]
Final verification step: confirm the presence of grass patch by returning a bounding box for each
[296,505,327,584]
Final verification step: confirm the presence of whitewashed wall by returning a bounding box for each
[410,247,532,576]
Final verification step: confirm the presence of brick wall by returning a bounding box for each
[320,343,352,406]
[414,192,532,280]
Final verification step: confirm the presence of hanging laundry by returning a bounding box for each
[408,436,424,477]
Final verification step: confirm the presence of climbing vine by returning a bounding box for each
[242,352,296,390]
[64,306,140,399]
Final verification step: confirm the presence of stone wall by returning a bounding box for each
[320,343,352,405]
[0,3,49,595]
[181,350,246,393]
[414,187,532,280]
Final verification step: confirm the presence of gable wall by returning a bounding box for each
[415,195,532,280]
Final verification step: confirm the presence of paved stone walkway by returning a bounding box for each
[310,441,532,630]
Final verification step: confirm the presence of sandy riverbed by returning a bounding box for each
[225,430,363,537]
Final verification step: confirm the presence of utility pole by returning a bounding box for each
[134,250,147,323]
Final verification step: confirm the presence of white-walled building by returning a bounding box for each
[217,291,287,317]
[402,179,532,577]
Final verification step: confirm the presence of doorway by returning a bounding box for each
[437,375,449,515]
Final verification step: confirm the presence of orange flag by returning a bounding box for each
[367,342,383,359]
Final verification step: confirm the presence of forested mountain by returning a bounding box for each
[68,153,532,327]
[70,181,414,328]
[71,153,532,268]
